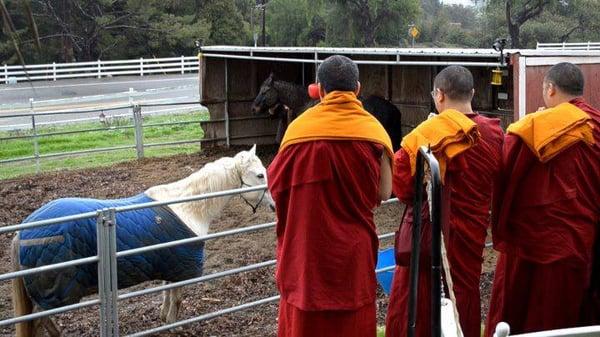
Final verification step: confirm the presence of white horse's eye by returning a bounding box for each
[257,173,264,179]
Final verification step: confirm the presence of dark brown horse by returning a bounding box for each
[251,73,403,151]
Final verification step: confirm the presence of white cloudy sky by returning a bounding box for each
[440,0,475,6]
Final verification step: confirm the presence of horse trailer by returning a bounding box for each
[198,46,600,146]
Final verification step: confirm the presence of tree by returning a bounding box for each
[504,0,551,48]
[202,0,248,45]
[266,0,310,46]
[332,0,420,47]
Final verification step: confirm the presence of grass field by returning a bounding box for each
[0,110,208,180]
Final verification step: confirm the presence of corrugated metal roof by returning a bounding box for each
[201,46,502,58]
[200,45,600,58]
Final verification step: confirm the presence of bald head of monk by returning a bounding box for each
[543,62,584,108]
[317,55,361,97]
[432,65,475,114]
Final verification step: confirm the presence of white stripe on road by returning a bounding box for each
[0,77,198,91]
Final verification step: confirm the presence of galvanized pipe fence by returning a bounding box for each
[0,185,401,336]
[2,56,198,84]
[0,95,210,173]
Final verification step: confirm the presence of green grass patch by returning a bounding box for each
[0,111,209,180]
[377,327,385,337]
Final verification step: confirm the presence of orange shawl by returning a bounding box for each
[279,91,394,166]
[401,109,479,182]
[508,102,595,163]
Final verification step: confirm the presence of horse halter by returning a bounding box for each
[238,172,267,214]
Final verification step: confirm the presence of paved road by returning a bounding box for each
[0,75,201,129]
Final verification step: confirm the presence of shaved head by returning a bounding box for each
[433,66,474,102]
[317,55,359,93]
[544,62,584,96]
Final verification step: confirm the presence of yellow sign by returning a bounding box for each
[409,26,420,39]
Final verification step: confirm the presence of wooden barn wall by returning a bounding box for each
[200,54,315,146]
[200,53,513,146]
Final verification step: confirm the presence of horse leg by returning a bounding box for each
[160,282,170,322]
[11,235,35,337]
[165,287,183,324]
[31,308,60,337]
[40,316,61,337]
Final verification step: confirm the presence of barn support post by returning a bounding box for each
[30,98,40,173]
[132,104,144,159]
[97,208,120,337]
[224,59,230,147]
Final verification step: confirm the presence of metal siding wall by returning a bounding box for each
[521,57,600,117]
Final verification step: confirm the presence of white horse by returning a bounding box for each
[12,145,275,337]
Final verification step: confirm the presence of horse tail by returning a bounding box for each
[11,234,34,337]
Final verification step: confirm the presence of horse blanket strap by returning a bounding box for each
[19,193,204,310]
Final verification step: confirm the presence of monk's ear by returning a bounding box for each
[548,83,557,97]
[318,83,325,100]
[355,81,361,96]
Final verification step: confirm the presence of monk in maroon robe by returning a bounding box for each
[386,66,503,337]
[486,62,600,336]
[267,55,394,337]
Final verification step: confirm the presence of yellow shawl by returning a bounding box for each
[401,109,480,182]
[280,91,394,166]
[508,102,595,162]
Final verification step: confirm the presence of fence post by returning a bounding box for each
[133,104,144,159]
[52,62,57,81]
[30,98,40,173]
[97,59,102,79]
[97,208,119,337]
[181,55,185,74]
[224,59,230,147]
[314,51,318,80]
[140,57,144,77]
[128,87,134,106]
[4,64,8,84]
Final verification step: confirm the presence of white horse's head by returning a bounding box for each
[234,145,276,212]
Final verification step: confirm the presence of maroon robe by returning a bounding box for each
[386,113,503,337]
[268,140,383,337]
[485,98,600,336]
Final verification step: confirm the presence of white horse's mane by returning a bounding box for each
[145,154,249,237]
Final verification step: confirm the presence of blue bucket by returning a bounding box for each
[376,248,396,295]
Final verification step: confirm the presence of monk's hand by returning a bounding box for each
[537,106,546,111]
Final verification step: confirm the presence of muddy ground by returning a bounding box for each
[0,145,496,336]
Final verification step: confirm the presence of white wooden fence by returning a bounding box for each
[537,42,600,51]
[2,56,199,84]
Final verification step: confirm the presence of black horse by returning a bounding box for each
[252,73,403,151]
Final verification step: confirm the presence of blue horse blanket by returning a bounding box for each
[19,193,204,310]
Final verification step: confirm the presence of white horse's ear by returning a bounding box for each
[249,144,256,156]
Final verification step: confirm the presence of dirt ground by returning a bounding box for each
[0,145,496,336]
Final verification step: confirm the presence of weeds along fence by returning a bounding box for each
[2,56,198,84]
[0,184,400,337]
[0,97,210,174]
